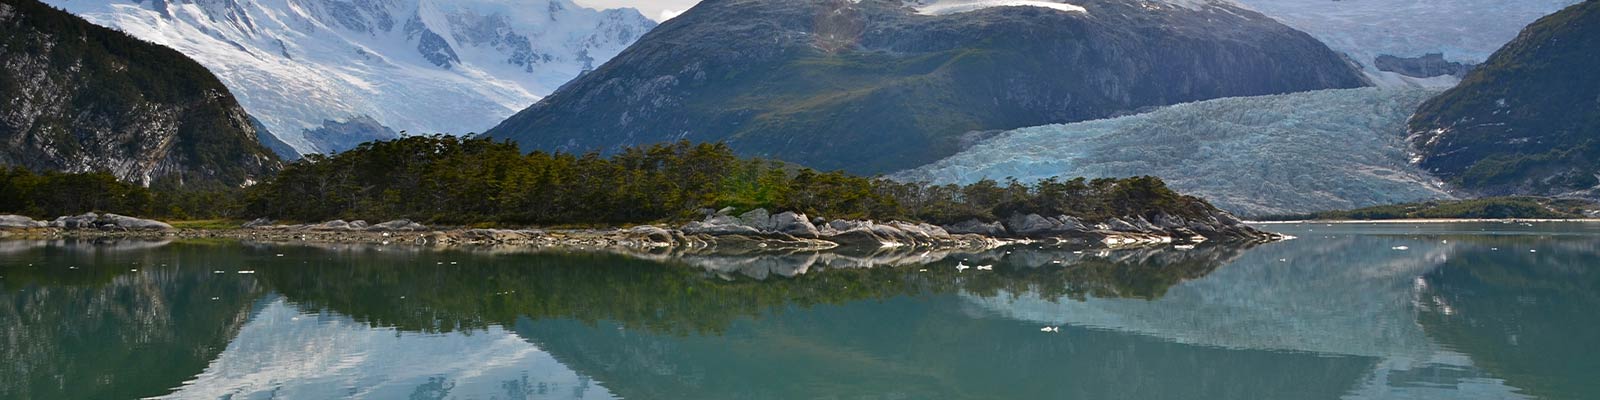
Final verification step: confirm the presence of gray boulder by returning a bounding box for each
[626,225,676,243]
[99,214,174,231]
[369,219,428,231]
[826,219,870,233]
[683,215,762,235]
[828,227,889,247]
[49,213,100,229]
[1003,214,1096,236]
[943,219,1007,236]
[1106,218,1144,232]
[886,221,948,241]
[310,220,352,231]
[737,209,776,231]
[349,220,370,229]
[771,212,819,238]
[0,215,45,229]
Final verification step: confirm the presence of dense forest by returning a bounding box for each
[0,136,1222,227]
[0,168,239,220]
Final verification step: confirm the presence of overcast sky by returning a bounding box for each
[573,0,702,21]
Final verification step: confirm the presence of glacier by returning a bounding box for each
[1231,0,1581,87]
[895,88,1456,217]
[45,0,656,155]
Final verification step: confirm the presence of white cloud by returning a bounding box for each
[573,0,702,21]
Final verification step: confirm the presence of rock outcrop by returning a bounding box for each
[45,213,172,231]
[0,215,45,229]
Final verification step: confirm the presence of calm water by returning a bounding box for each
[1,222,1597,399]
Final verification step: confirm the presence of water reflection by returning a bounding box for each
[0,240,261,400]
[1,224,1598,399]
[164,296,613,400]
[1415,236,1600,400]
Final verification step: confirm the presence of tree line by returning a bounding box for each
[0,136,1222,226]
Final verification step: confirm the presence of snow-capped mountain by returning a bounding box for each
[1231,0,1580,87]
[44,0,657,155]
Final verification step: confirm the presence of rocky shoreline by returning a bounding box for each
[0,209,1284,253]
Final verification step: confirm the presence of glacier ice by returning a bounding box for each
[45,0,656,154]
[895,88,1456,217]
[1232,0,1581,87]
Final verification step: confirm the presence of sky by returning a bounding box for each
[573,0,702,21]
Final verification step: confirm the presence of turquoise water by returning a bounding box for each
[1,222,1596,399]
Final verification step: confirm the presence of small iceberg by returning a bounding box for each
[1392,246,1410,251]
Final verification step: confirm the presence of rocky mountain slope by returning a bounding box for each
[1408,0,1600,198]
[897,88,1456,217]
[45,0,657,156]
[485,0,1368,175]
[0,0,280,187]
[1233,0,1580,87]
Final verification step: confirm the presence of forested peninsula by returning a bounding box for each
[0,136,1275,250]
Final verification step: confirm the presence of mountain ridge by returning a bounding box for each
[485,0,1369,174]
[1408,0,1600,198]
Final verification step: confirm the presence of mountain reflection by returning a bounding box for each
[1416,237,1600,400]
[0,240,263,400]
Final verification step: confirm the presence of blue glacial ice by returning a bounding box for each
[895,88,1457,217]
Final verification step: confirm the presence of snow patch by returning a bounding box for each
[913,0,1086,15]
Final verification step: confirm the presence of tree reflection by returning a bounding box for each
[256,244,1251,336]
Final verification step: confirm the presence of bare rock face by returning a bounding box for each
[683,215,764,235]
[943,219,1006,236]
[0,0,280,187]
[368,219,427,232]
[1003,214,1088,236]
[1373,53,1473,79]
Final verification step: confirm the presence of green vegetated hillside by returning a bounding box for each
[0,0,280,188]
[1409,0,1600,197]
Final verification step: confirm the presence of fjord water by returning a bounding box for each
[2,223,1597,399]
